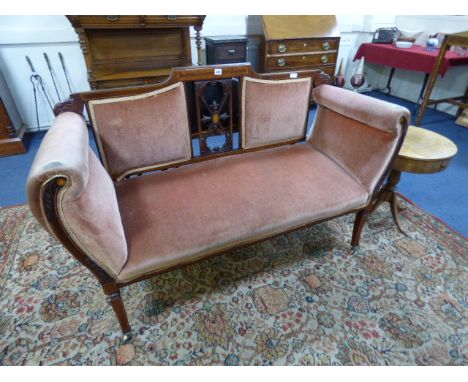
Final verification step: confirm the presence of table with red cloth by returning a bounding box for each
[354,43,468,76]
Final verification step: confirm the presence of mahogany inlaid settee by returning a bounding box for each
[26,63,409,343]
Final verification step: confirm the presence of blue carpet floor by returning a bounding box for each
[1,92,467,237]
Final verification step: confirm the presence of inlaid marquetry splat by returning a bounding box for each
[194,79,234,156]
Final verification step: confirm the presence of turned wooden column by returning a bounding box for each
[194,25,203,66]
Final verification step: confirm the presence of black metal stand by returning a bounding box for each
[384,67,395,95]
[378,68,430,116]
[414,73,430,115]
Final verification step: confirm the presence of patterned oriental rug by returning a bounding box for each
[0,195,466,366]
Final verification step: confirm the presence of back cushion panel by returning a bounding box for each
[241,76,311,149]
[89,82,191,180]
[309,107,397,194]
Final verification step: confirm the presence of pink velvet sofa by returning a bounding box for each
[26,64,409,342]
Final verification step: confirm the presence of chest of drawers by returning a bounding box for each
[260,16,340,92]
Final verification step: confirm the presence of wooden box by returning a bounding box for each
[204,36,248,65]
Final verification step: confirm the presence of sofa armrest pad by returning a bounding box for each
[27,112,89,227]
[312,85,409,135]
[27,111,129,278]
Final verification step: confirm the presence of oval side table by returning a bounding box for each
[370,125,458,233]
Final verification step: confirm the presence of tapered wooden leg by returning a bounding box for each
[367,169,407,234]
[105,288,133,343]
[389,193,406,235]
[351,210,368,248]
[415,37,449,126]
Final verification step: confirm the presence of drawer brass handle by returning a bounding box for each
[227,49,237,55]
[107,16,119,22]
[278,43,286,53]
[277,58,286,67]
[322,42,330,50]
[167,16,178,20]
[321,55,329,64]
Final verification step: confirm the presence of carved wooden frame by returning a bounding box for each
[46,63,407,343]
[56,63,328,181]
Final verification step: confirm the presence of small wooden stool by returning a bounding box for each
[370,125,458,232]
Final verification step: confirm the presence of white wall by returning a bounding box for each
[0,15,466,131]
[0,16,89,131]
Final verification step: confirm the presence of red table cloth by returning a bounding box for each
[354,43,468,77]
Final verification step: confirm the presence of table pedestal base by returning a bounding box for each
[369,169,406,234]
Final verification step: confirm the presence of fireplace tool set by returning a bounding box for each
[25,52,73,130]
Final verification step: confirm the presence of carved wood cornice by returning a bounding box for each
[76,28,88,56]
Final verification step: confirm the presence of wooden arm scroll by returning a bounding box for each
[53,96,84,116]
[313,71,332,87]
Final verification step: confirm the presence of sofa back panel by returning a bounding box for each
[60,149,128,278]
[308,106,398,195]
[89,82,191,180]
[241,76,311,149]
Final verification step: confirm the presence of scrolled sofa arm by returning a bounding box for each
[27,112,89,225]
[26,112,128,279]
[308,85,410,197]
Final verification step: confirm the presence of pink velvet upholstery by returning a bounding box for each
[27,112,89,230]
[308,85,410,196]
[26,80,409,285]
[89,82,191,180]
[312,85,407,134]
[26,112,128,278]
[116,144,368,282]
[60,150,128,277]
[241,77,311,149]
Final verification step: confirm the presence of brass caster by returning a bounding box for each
[351,245,360,254]
[122,331,133,344]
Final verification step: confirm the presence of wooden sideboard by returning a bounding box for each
[0,70,26,157]
[0,97,26,156]
[67,15,205,89]
[260,16,340,92]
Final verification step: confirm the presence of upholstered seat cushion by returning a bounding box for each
[115,143,368,282]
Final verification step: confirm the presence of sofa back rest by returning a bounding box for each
[241,76,311,149]
[88,82,191,181]
[308,85,410,195]
[63,64,329,180]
